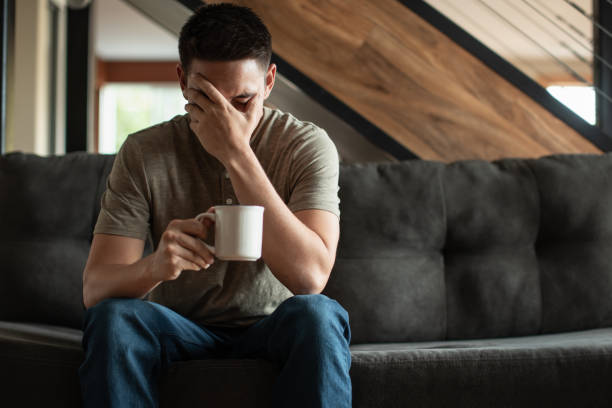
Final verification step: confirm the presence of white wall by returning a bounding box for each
[6,0,52,154]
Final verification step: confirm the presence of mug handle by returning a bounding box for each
[195,212,216,255]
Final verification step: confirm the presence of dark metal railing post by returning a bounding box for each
[595,0,612,136]
[65,4,91,153]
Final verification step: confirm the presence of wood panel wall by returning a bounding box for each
[211,0,601,162]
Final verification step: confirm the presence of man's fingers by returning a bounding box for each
[178,257,205,273]
[197,207,216,228]
[166,218,215,264]
[185,102,204,118]
[245,91,262,125]
[198,216,214,229]
[175,232,216,265]
[189,73,226,106]
[169,219,207,240]
[184,87,213,110]
[185,103,203,127]
[171,243,211,271]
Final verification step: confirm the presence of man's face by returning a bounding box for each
[177,58,276,118]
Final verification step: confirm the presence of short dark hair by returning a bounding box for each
[178,3,272,73]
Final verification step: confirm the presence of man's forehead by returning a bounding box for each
[188,59,263,97]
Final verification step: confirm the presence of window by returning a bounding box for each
[546,85,596,126]
[98,83,185,153]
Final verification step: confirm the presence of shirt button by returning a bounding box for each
[226,198,233,205]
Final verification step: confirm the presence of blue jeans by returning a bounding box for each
[78,294,352,407]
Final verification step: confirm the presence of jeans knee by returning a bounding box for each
[84,298,141,329]
[82,298,158,350]
[279,294,350,341]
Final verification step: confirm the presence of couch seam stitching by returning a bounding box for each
[524,159,544,336]
[350,353,612,365]
[438,164,449,341]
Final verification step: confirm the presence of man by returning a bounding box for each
[78,3,351,408]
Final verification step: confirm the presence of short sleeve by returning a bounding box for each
[287,127,341,218]
[93,136,151,240]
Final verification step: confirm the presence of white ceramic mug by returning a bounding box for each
[196,205,264,261]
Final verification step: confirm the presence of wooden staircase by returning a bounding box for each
[203,0,602,162]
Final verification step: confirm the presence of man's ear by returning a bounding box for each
[263,63,276,99]
[177,64,187,93]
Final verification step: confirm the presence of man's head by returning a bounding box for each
[178,3,272,73]
[177,3,275,114]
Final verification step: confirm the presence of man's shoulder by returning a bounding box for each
[260,107,332,151]
[264,107,323,137]
[256,108,338,178]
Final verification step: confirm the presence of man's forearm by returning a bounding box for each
[224,148,332,294]
[83,255,160,309]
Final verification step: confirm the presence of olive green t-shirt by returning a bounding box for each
[93,107,340,327]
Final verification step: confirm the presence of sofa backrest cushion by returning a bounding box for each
[323,153,612,343]
[0,152,115,329]
[4,151,612,342]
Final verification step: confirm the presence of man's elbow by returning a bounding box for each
[82,268,98,310]
[294,264,332,295]
[82,290,93,310]
[82,283,95,310]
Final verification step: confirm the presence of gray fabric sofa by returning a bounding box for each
[2,151,612,407]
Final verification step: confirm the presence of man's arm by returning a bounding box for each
[225,149,339,294]
[184,74,339,295]
[83,218,215,309]
[83,234,154,309]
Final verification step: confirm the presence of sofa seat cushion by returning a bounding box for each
[0,320,83,348]
[3,321,611,407]
[350,327,612,407]
[0,321,84,407]
[0,320,280,408]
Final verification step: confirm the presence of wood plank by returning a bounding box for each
[98,60,178,83]
[208,0,602,161]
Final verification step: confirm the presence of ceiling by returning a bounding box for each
[95,0,596,83]
[93,0,179,61]
[425,0,595,83]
